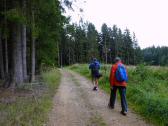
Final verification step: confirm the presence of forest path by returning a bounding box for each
[48,69,153,126]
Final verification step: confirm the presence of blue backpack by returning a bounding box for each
[116,64,128,82]
[89,61,100,70]
[93,61,100,70]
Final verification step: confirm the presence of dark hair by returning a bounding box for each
[93,58,97,61]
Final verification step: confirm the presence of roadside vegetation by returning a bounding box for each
[0,68,61,126]
[69,64,168,126]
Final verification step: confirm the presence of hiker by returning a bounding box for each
[109,57,128,116]
[89,58,101,91]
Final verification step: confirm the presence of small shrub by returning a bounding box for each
[133,64,150,81]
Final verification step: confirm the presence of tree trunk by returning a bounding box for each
[4,0,8,75]
[68,48,71,65]
[11,23,24,87]
[30,8,36,82]
[21,25,27,81]
[4,36,8,74]
[21,0,27,81]
[0,30,5,79]
[104,36,108,64]
[57,41,60,67]
[30,35,35,82]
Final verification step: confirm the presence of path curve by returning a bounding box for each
[48,69,153,126]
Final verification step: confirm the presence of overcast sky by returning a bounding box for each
[68,0,168,48]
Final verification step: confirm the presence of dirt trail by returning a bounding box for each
[48,69,153,126]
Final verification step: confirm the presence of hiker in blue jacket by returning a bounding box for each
[89,58,101,91]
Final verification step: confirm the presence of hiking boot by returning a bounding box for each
[95,87,98,91]
[108,103,114,109]
[120,111,127,116]
[93,87,98,91]
[92,86,97,91]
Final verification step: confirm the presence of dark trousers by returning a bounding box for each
[109,86,128,112]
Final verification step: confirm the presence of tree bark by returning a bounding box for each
[11,23,24,87]
[30,34,36,82]
[21,24,27,81]
[68,47,71,65]
[30,8,36,82]
[0,30,5,79]
[20,0,27,81]
[4,0,8,74]
[4,36,8,75]
[57,41,60,67]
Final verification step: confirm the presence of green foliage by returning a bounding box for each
[86,23,99,59]
[34,0,65,66]
[128,65,168,126]
[60,22,143,66]
[132,64,149,81]
[42,68,61,93]
[69,64,168,126]
[98,24,143,65]
[143,46,168,66]
[0,96,54,126]
[69,64,90,78]
[5,8,26,23]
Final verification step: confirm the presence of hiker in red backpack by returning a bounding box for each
[109,57,128,115]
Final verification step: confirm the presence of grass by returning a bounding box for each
[0,68,61,126]
[42,68,61,96]
[88,114,107,126]
[68,64,168,126]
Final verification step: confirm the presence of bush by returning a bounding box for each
[128,65,168,126]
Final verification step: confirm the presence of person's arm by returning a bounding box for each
[89,63,92,69]
[109,65,115,87]
[98,62,101,69]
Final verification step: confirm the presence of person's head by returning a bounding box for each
[93,58,97,62]
[114,57,121,63]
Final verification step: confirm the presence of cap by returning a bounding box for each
[115,57,121,63]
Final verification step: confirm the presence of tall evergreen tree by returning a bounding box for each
[86,23,98,60]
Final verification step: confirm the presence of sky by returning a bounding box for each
[67,0,168,48]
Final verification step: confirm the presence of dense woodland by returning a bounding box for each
[0,0,65,89]
[60,22,168,66]
[0,0,168,89]
[60,23,143,65]
[143,46,168,66]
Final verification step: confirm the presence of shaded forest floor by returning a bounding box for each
[0,76,45,104]
[0,69,61,126]
[48,69,153,126]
